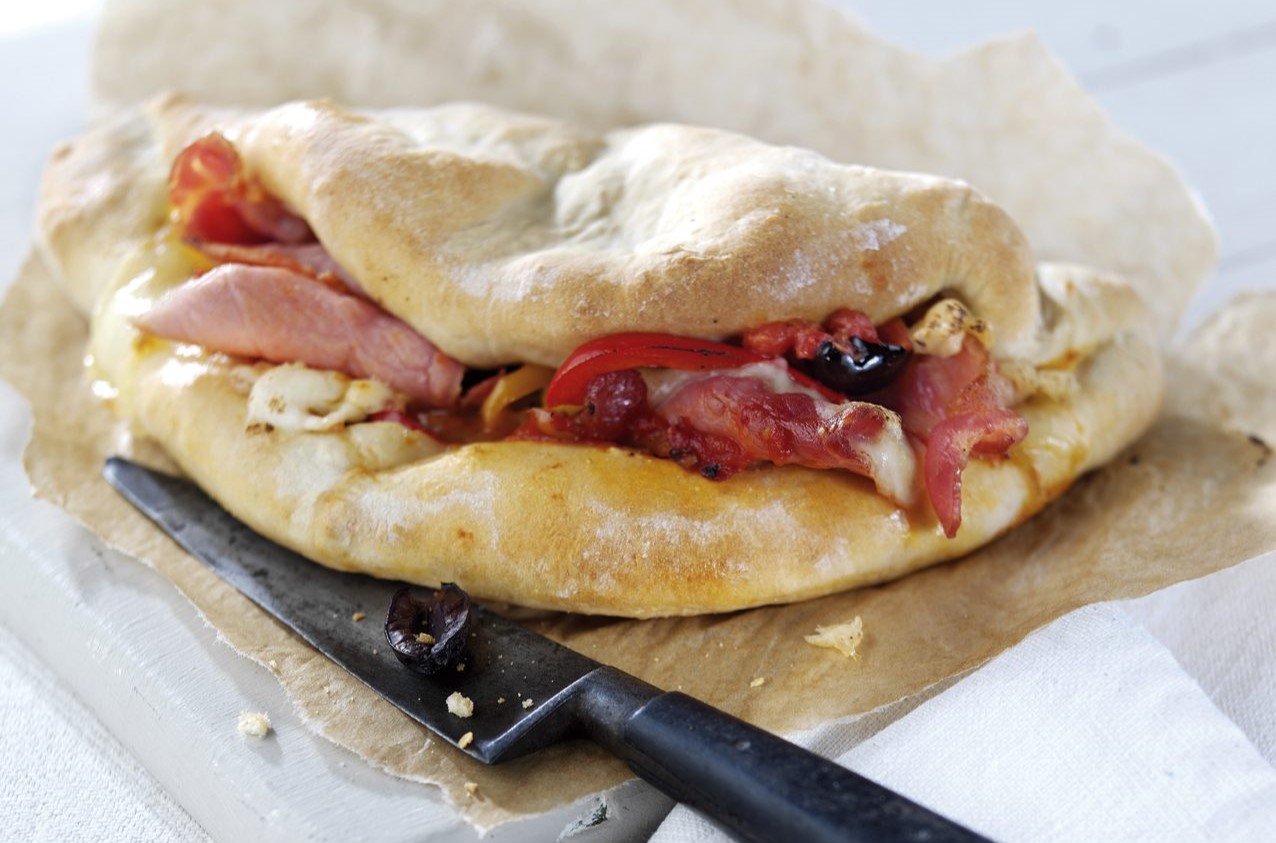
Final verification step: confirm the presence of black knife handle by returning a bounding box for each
[577,668,991,843]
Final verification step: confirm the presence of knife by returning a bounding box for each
[104,457,991,843]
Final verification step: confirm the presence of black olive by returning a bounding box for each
[385,584,472,675]
[804,336,910,396]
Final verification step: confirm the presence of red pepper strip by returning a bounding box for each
[543,332,842,408]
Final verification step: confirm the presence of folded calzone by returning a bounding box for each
[36,95,1162,616]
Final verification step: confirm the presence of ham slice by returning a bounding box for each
[136,264,463,408]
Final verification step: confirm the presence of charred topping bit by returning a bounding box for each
[385,584,472,675]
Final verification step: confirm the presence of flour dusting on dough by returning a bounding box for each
[779,248,820,294]
[587,497,804,572]
[851,219,906,251]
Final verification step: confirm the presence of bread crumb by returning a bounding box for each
[804,617,865,659]
[237,711,271,738]
[415,632,435,645]
[750,676,766,688]
[351,611,366,622]
[456,662,466,672]
[446,692,474,718]
[464,781,479,797]
[267,659,278,671]
[458,731,474,749]
[522,698,534,709]
[497,697,506,704]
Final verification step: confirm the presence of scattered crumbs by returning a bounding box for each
[804,616,865,659]
[750,677,766,688]
[456,662,466,673]
[464,781,480,798]
[497,697,506,704]
[415,632,436,645]
[458,731,474,749]
[237,711,271,738]
[522,698,534,710]
[267,659,278,671]
[446,692,475,718]
[351,611,366,622]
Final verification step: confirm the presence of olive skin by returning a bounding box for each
[804,337,910,396]
[385,584,472,674]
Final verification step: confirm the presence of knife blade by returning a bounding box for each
[104,456,991,843]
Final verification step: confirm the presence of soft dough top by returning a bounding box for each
[41,94,1044,366]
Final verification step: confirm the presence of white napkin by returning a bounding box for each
[650,603,1276,842]
[1127,552,1276,764]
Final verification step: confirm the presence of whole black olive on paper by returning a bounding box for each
[385,583,472,674]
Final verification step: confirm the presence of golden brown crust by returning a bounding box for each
[37,96,1165,616]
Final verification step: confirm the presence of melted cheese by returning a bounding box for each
[642,360,826,406]
[86,233,201,419]
[246,363,395,432]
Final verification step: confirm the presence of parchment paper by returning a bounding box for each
[2,0,1272,831]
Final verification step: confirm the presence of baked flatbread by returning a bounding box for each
[36,94,1162,616]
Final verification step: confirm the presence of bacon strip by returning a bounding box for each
[136,264,463,408]
[170,133,312,245]
[883,336,1027,536]
[192,241,363,294]
[925,402,1027,537]
[653,371,916,503]
[518,365,916,504]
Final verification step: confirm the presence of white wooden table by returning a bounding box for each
[2,2,1274,841]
